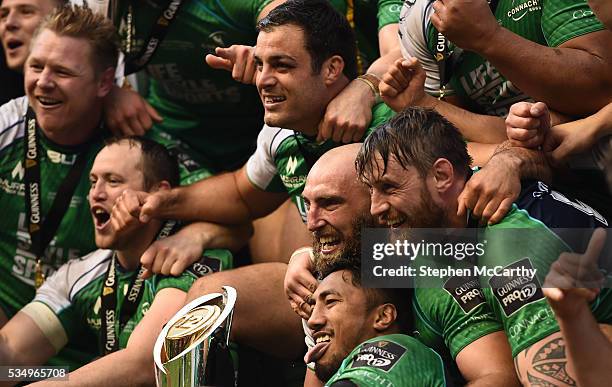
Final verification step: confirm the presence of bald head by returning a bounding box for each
[307,143,365,194]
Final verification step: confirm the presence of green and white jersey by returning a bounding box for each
[399,0,605,115]
[0,97,103,318]
[480,182,611,356]
[114,0,399,174]
[117,0,275,172]
[246,103,394,221]
[0,97,219,317]
[325,334,448,387]
[22,248,232,367]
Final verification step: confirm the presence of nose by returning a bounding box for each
[256,63,276,91]
[306,301,325,332]
[90,180,107,202]
[370,190,389,219]
[36,67,55,90]
[307,206,325,233]
[3,10,21,30]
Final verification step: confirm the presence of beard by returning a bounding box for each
[312,215,375,278]
[389,184,447,243]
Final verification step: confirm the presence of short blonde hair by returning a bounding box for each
[33,4,119,73]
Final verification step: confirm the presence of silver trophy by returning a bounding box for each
[154,286,237,387]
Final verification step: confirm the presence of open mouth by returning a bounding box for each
[36,96,62,108]
[318,235,341,255]
[304,332,332,364]
[91,207,111,230]
[386,216,406,228]
[6,39,23,51]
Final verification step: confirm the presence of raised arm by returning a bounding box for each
[432,0,612,115]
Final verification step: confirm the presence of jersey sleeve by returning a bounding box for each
[480,209,568,357]
[245,125,288,192]
[376,0,402,30]
[155,249,233,292]
[542,0,606,47]
[414,284,503,359]
[398,0,453,98]
[367,103,395,134]
[22,262,76,351]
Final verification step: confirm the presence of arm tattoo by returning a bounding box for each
[522,336,576,386]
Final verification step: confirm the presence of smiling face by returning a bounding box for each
[254,24,331,135]
[367,154,446,229]
[24,29,107,145]
[89,141,146,250]
[303,148,373,267]
[0,0,55,70]
[306,270,377,382]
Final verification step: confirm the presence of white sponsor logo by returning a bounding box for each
[285,156,299,175]
[507,0,541,22]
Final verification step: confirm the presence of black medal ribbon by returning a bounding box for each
[23,108,89,275]
[124,0,186,75]
[100,220,178,354]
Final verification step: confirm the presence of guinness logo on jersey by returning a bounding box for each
[489,258,543,317]
[444,275,486,314]
[187,256,221,278]
[350,340,406,372]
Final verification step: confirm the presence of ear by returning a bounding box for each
[372,304,397,332]
[431,158,455,194]
[321,55,345,86]
[97,67,116,98]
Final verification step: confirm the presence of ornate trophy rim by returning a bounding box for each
[153,286,237,376]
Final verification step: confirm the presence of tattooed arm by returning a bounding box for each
[514,325,612,387]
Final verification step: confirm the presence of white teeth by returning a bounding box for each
[386,217,406,227]
[95,209,105,215]
[265,96,285,103]
[37,96,61,105]
[315,334,331,344]
[319,236,339,244]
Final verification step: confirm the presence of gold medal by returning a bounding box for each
[34,260,45,289]
[164,305,221,359]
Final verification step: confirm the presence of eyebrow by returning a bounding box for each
[253,53,298,63]
[317,289,341,300]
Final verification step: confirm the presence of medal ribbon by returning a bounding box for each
[123,0,187,75]
[100,220,178,354]
[23,108,89,288]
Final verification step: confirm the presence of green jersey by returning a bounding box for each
[22,248,232,369]
[325,334,448,387]
[399,0,605,115]
[0,97,220,316]
[0,97,102,317]
[117,0,399,174]
[246,103,394,221]
[413,285,502,384]
[480,181,610,357]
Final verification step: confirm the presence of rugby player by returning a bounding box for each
[111,0,395,359]
[0,136,231,385]
[307,264,447,387]
[289,144,518,386]
[356,107,610,386]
